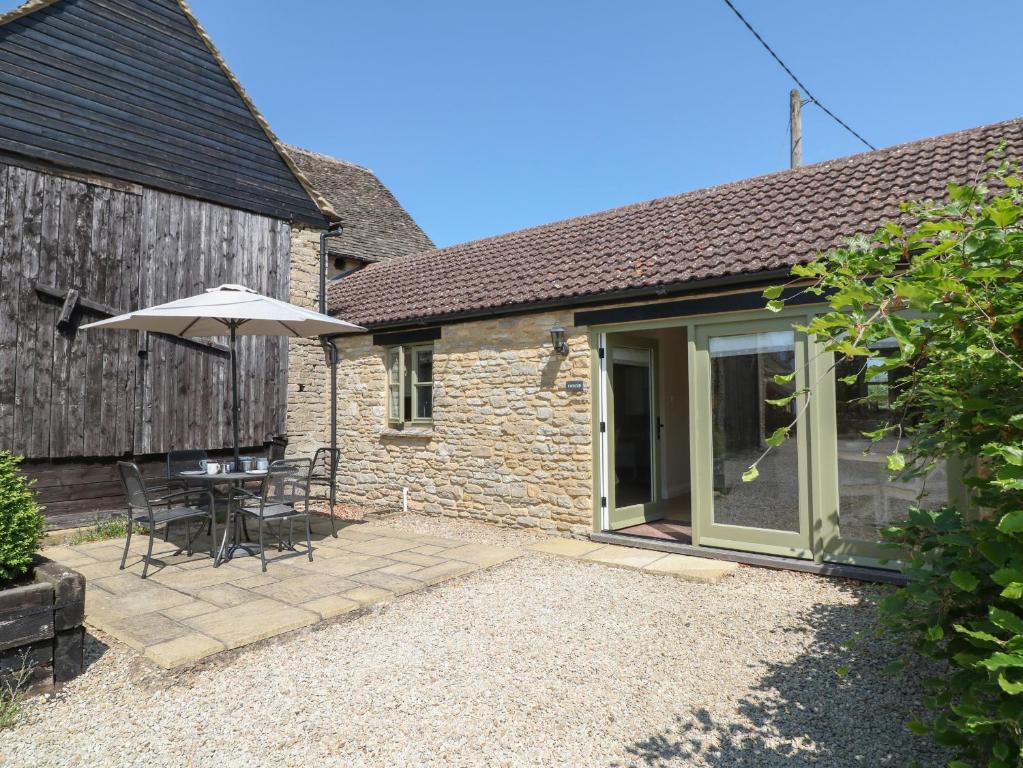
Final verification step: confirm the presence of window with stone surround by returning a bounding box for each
[386,344,433,426]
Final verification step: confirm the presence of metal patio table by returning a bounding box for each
[176,470,267,566]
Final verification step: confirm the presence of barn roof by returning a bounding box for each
[0,0,335,224]
[285,145,433,263]
[327,118,1023,329]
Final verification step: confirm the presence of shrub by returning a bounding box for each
[763,147,1023,766]
[0,452,45,586]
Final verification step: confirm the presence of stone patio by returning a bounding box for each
[40,517,520,669]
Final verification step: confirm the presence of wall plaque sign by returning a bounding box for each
[565,380,585,392]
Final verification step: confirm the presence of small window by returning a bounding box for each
[386,344,433,426]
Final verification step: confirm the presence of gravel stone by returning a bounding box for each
[3,515,946,767]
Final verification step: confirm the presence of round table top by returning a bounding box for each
[176,470,266,482]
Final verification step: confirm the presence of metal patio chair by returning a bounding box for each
[116,461,217,579]
[237,458,312,572]
[309,447,341,536]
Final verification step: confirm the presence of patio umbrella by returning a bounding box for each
[81,283,364,462]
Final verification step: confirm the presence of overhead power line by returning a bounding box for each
[721,0,876,151]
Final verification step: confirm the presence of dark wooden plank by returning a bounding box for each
[0,0,325,224]
[82,185,111,457]
[0,165,27,451]
[28,172,61,458]
[0,47,298,174]
[11,168,43,456]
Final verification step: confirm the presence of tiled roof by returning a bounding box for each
[285,145,433,262]
[328,118,1023,328]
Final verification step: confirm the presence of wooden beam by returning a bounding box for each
[33,281,229,354]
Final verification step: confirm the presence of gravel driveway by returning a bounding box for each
[4,515,945,767]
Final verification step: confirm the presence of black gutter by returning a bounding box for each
[329,266,796,335]
[319,224,344,513]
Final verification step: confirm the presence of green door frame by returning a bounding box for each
[605,340,660,529]
[691,316,814,558]
[587,299,959,569]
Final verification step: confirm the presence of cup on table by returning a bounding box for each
[205,462,221,475]
[199,459,208,471]
[239,457,254,472]
[224,462,236,473]
[256,458,269,471]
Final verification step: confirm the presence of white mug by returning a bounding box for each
[205,462,221,475]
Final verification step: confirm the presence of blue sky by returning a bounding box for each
[13,1,1023,247]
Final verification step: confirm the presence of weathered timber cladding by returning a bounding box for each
[0,158,291,465]
[0,0,324,224]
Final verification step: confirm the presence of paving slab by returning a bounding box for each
[642,553,739,583]
[301,594,361,620]
[581,546,669,570]
[39,546,98,568]
[254,574,360,603]
[110,612,191,651]
[183,598,318,651]
[528,539,605,558]
[145,632,225,668]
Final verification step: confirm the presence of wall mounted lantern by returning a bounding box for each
[549,325,569,355]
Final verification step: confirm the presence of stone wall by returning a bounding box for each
[333,312,594,535]
[286,225,331,458]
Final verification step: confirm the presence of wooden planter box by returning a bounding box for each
[0,558,86,693]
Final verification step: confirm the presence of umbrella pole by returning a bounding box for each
[231,322,240,465]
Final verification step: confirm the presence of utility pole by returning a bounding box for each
[789,88,802,168]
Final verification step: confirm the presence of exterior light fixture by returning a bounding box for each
[549,325,569,355]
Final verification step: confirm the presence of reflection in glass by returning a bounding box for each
[834,349,947,541]
[710,331,800,531]
[613,358,653,508]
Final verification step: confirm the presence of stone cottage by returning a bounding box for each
[314,118,1023,575]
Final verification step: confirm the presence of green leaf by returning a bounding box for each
[766,427,789,448]
[741,466,759,483]
[997,511,1023,534]
[990,607,1023,635]
[762,285,784,300]
[765,395,796,407]
[836,665,850,677]
[977,652,1023,671]
[765,299,785,313]
[1002,583,1023,600]
[772,372,796,384]
[887,452,906,472]
[950,570,980,592]
[998,671,1023,695]
[925,625,945,641]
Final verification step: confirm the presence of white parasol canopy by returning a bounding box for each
[82,284,365,462]
[81,283,363,337]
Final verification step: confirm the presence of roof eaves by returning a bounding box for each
[0,0,58,27]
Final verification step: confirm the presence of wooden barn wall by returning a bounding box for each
[0,0,324,224]
[0,158,291,518]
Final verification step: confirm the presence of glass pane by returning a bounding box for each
[403,350,412,422]
[710,331,799,531]
[834,352,947,541]
[416,384,432,419]
[388,385,400,422]
[387,349,400,422]
[416,349,433,384]
[613,359,653,508]
[387,349,400,384]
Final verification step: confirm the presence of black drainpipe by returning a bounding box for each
[319,224,344,511]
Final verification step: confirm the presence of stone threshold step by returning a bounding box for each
[527,539,737,584]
